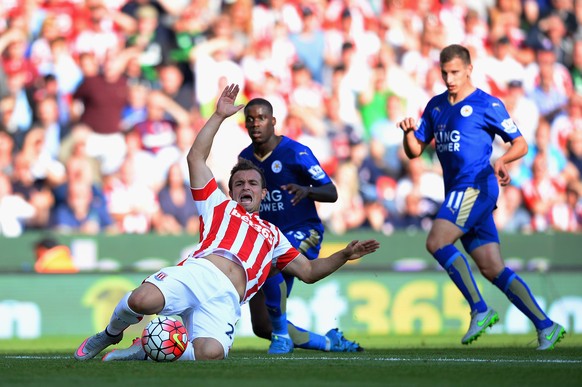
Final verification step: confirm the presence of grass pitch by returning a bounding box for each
[1,334,581,387]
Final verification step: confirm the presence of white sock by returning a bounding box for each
[178,342,195,361]
[107,292,143,336]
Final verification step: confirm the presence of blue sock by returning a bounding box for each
[434,245,487,313]
[287,322,327,350]
[263,272,288,336]
[493,268,552,330]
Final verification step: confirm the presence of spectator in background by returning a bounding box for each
[72,1,121,65]
[527,47,571,124]
[566,129,582,176]
[50,178,114,234]
[72,51,130,175]
[0,171,35,237]
[191,14,246,117]
[524,44,573,107]
[494,184,532,233]
[1,30,35,137]
[29,15,61,74]
[120,81,149,131]
[288,61,326,121]
[551,94,582,154]
[389,191,434,233]
[10,150,55,231]
[289,6,326,84]
[393,157,443,225]
[157,63,196,112]
[369,94,407,179]
[358,63,389,141]
[501,79,540,147]
[167,0,213,88]
[152,162,199,235]
[40,36,83,98]
[57,123,102,185]
[522,152,572,232]
[125,4,175,82]
[472,35,525,97]
[519,118,579,184]
[132,89,190,182]
[319,161,366,235]
[32,95,69,160]
[16,125,66,188]
[104,154,159,234]
[0,128,15,175]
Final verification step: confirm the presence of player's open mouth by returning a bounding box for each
[240,194,253,204]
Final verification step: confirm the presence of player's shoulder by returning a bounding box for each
[280,136,314,156]
[427,91,449,106]
[473,88,504,108]
[239,143,254,158]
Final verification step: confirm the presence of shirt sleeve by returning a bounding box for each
[190,178,228,216]
[272,228,301,271]
[484,99,522,143]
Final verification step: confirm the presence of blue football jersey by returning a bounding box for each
[239,136,332,233]
[414,89,523,193]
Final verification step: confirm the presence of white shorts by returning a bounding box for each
[144,258,241,357]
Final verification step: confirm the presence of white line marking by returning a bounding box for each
[4,355,581,364]
[243,356,582,364]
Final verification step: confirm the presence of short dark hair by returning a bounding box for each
[440,44,471,66]
[228,158,267,191]
[244,98,273,116]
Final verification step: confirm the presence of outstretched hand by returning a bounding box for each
[343,240,380,261]
[216,84,245,119]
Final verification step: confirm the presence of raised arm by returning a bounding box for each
[282,239,379,284]
[187,84,244,188]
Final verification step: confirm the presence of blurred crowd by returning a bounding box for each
[0,0,581,238]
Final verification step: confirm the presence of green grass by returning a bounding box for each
[1,334,581,387]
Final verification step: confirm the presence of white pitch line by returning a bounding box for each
[244,356,582,364]
[4,355,581,364]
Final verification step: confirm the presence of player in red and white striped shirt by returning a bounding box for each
[75,84,379,362]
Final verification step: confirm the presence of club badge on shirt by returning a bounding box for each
[460,105,473,117]
[271,160,282,173]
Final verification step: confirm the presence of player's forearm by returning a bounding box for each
[302,252,349,284]
[402,130,424,159]
[307,183,338,203]
[499,136,528,164]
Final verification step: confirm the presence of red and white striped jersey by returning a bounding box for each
[182,178,300,303]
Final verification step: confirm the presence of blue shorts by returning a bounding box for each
[284,225,322,261]
[436,184,500,254]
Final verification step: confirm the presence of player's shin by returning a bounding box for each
[263,273,289,337]
[107,292,144,336]
[434,245,488,312]
[493,267,552,330]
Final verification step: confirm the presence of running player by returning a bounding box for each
[397,44,565,350]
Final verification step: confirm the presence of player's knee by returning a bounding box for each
[127,284,162,314]
[193,338,225,360]
[425,238,441,255]
[477,265,502,282]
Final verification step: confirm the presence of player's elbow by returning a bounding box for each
[329,186,339,203]
[293,269,318,284]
